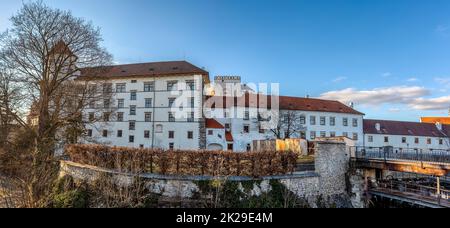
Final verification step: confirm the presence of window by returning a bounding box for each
[156,124,163,133]
[208,130,213,135]
[224,110,230,118]
[169,131,175,139]
[87,129,92,137]
[244,111,250,120]
[144,98,152,108]
[117,112,124,122]
[310,116,316,125]
[320,117,326,126]
[145,112,152,122]
[103,112,110,122]
[227,144,233,151]
[415,138,419,144]
[310,131,316,140]
[243,125,250,133]
[116,83,126,93]
[330,117,336,126]
[330,132,336,137]
[352,118,358,127]
[300,115,306,125]
[343,118,348,127]
[168,112,175,122]
[368,136,374,142]
[427,138,432,145]
[118,99,125,108]
[169,143,175,150]
[168,98,176,107]
[130,106,136,115]
[246,144,251,152]
[103,83,112,93]
[384,137,389,143]
[187,131,194,139]
[117,130,123,138]
[102,130,108,138]
[353,133,358,141]
[144,82,154,92]
[402,137,407,143]
[140,145,144,148]
[187,112,194,122]
[190,97,195,108]
[167,81,177,91]
[129,121,136,130]
[144,131,150,139]
[259,126,265,134]
[131,80,137,83]
[186,80,195,91]
[103,99,110,109]
[343,132,348,138]
[440,139,444,145]
[129,135,135,143]
[283,114,289,123]
[89,113,95,122]
[130,91,137,101]
[320,131,326,138]
[89,100,95,109]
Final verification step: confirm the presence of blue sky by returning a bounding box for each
[1,0,450,121]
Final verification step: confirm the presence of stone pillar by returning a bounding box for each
[315,141,348,196]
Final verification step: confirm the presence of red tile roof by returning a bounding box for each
[78,61,209,81]
[206,119,224,129]
[225,132,234,142]
[364,119,450,137]
[205,93,363,115]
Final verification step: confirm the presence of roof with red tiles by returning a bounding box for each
[206,119,224,129]
[364,119,450,138]
[205,93,364,115]
[78,61,209,81]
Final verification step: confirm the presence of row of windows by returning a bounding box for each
[369,135,445,145]
[90,97,196,109]
[89,111,195,122]
[87,129,194,142]
[101,80,196,93]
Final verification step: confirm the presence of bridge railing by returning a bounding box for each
[349,146,450,165]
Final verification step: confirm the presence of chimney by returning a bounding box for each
[436,122,443,131]
[349,102,354,108]
[375,123,381,131]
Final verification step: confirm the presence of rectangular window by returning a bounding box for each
[145,112,152,122]
[144,131,150,139]
[131,80,137,83]
[187,131,194,139]
[116,112,124,122]
[352,118,358,127]
[118,99,125,108]
[129,121,136,131]
[187,112,194,122]
[186,80,195,91]
[103,83,112,93]
[402,137,407,143]
[168,112,175,122]
[168,98,176,108]
[169,131,175,139]
[103,112,110,122]
[89,113,95,122]
[384,137,389,143]
[310,131,316,140]
[343,118,348,127]
[353,133,358,141]
[130,106,136,115]
[330,117,336,126]
[427,138,432,145]
[102,130,108,138]
[300,131,306,139]
[300,115,306,125]
[117,130,123,138]
[129,135,135,143]
[244,111,250,120]
[243,125,250,133]
[87,129,92,137]
[144,98,152,108]
[116,83,126,93]
[208,130,213,135]
[330,132,336,137]
[190,97,195,108]
[368,136,374,142]
[167,81,177,91]
[259,126,265,134]
[415,138,419,144]
[440,139,444,145]
[320,117,326,126]
[310,116,316,125]
[320,131,326,138]
[169,143,175,150]
[144,82,154,92]
[130,91,137,101]
[103,99,110,109]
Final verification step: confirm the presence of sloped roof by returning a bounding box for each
[205,93,363,115]
[364,119,450,138]
[206,119,224,129]
[78,61,209,81]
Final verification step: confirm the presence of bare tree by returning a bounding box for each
[270,110,305,139]
[0,1,112,206]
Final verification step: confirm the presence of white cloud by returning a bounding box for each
[332,76,347,83]
[319,86,429,106]
[381,72,392,77]
[388,108,401,113]
[409,96,450,110]
[406,77,418,82]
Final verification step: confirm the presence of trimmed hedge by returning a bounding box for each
[65,144,297,177]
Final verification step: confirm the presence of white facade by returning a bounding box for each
[83,74,207,150]
[364,133,449,151]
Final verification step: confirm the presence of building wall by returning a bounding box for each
[364,133,450,151]
[83,75,205,150]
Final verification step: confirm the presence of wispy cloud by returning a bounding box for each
[381,72,392,77]
[332,76,347,83]
[406,77,418,82]
[409,96,450,110]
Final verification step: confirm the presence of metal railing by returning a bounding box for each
[350,146,450,165]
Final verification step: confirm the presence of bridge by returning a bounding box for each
[350,147,450,208]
